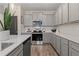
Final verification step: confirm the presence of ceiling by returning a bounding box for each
[0,3,62,11]
[21,3,62,11]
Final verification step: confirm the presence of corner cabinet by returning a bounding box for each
[69,3,79,22]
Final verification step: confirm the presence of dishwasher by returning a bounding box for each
[23,37,31,56]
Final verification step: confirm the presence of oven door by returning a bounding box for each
[32,33,43,44]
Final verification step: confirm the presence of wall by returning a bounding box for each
[57,23,79,36]
[0,6,4,31]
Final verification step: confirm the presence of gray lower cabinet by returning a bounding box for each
[50,33,55,46]
[60,38,69,56]
[51,34,69,56]
[43,33,51,43]
[7,44,23,56]
[53,34,57,49]
[56,36,61,55]
[7,37,31,56]
[69,41,79,56]
[51,33,79,56]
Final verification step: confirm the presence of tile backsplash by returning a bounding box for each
[21,26,54,33]
[57,23,79,35]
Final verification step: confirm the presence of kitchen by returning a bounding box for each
[0,3,79,56]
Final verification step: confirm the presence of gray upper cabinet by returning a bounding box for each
[55,3,79,25]
[60,37,69,56]
[62,3,69,24]
[23,14,32,26]
[69,41,79,56]
[56,5,63,25]
[45,14,56,26]
[69,3,79,22]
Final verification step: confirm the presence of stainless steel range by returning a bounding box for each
[32,30,43,44]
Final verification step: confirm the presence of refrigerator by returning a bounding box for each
[10,16,17,35]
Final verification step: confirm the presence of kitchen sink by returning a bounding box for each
[1,42,14,51]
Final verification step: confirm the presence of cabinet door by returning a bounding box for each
[61,44,68,56]
[62,3,69,24]
[69,3,79,22]
[56,36,61,55]
[56,5,63,25]
[23,14,32,26]
[69,41,79,56]
[50,33,54,46]
[58,6,63,24]
[69,48,79,56]
[61,38,69,56]
[53,34,57,49]
[55,10,59,25]
[45,14,55,26]
[43,33,50,43]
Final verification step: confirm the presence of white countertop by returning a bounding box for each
[0,35,31,56]
[1,30,79,56]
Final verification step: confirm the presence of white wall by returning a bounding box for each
[0,13,3,31]
[0,6,4,31]
[57,23,79,36]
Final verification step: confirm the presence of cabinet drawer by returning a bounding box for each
[69,41,79,51]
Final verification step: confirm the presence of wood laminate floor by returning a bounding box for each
[31,44,58,56]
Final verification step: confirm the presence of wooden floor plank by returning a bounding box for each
[31,44,58,56]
